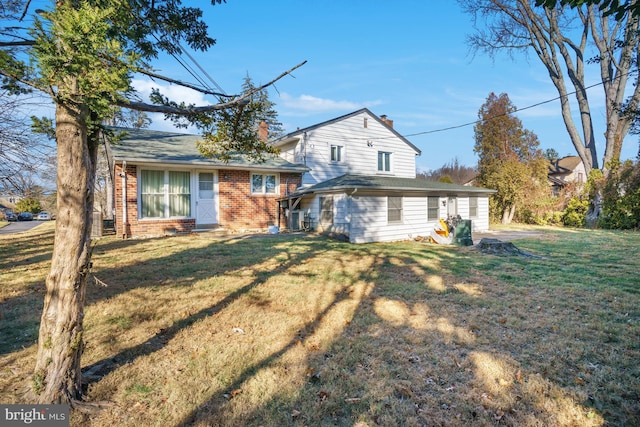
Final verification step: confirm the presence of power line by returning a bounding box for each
[177,42,227,96]
[404,77,614,138]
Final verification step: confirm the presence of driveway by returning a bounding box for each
[0,220,45,235]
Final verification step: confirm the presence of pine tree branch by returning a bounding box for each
[122,60,307,114]
[138,68,234,98]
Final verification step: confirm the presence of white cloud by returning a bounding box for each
[278,93,382,114]
[131,78,212,106]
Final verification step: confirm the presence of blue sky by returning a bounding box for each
[108,2,638,171]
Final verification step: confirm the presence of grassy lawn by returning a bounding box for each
[1,223,638,426]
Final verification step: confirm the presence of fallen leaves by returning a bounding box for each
[223,388,242,400]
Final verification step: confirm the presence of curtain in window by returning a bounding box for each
[252,174,263,193]
[141,170,164,218]
[265,175,276,194]
[169,171,191,217]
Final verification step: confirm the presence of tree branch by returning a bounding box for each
[137,68,234,98]
[122,60,307,114]
[0,40,35,47]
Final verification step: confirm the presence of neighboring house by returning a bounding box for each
[110,109,495,242]
[548,155,586,196]
[109,128,308,238]
[273,109,495,243]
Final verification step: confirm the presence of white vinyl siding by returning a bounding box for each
[350,196,432,243]
[303,193,491,243]
[292,111,418,186]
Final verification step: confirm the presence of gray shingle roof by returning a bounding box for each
[286,174,496,197]
[109,128,309,172]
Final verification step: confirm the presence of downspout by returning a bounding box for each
[121,160,127,238]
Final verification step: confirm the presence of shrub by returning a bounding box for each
[562,197,589,227]
[15,197,42,214]
[599,160,640,230]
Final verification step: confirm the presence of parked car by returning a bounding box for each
[37,211,52,221]
[5,212,18,221]
[18,212,33,221]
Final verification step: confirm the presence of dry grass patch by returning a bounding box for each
[0,223,638,426]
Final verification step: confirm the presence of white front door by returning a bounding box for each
[196,171,217,225]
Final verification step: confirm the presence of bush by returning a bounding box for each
[15,197,42,214]
[562,197,589,227]
[599,160,640,230]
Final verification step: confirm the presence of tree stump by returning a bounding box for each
[477,238,538,257]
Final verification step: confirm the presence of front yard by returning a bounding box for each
[0,223,638,426]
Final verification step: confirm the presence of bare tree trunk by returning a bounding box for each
[500,206,509,224]
[32,97,97,404]
[507,204,516,223]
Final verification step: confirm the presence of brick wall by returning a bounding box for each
[113,164,301,237]
[218,170,301,229]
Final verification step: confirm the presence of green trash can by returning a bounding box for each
[454,220,473,246]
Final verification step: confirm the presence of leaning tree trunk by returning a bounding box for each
[32,97,97,404]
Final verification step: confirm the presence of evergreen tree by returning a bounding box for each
[0,0,304,405]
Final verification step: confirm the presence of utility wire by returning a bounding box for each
[177,42,227,96]
[404,78,614,138]
[323,69,637,143]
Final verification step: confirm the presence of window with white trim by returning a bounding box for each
[469,196,478,218]
[319,196,333,225]
[388,196,402,223]
[378,151,391,172]
[427,197,439,221]
[140,170,191,218]
[251,173,278,194]
[330,145,343,162]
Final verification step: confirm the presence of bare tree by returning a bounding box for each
[417,157,478,185]
[0,90,55,194]
[458,0,640,219]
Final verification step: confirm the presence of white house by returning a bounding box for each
[273,109,494,243]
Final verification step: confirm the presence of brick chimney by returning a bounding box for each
[258,121,268,142]
[380,115,394,128]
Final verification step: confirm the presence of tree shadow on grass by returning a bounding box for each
[0,232,156,356]
[80,234,341,387]
[166,241,636,426]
